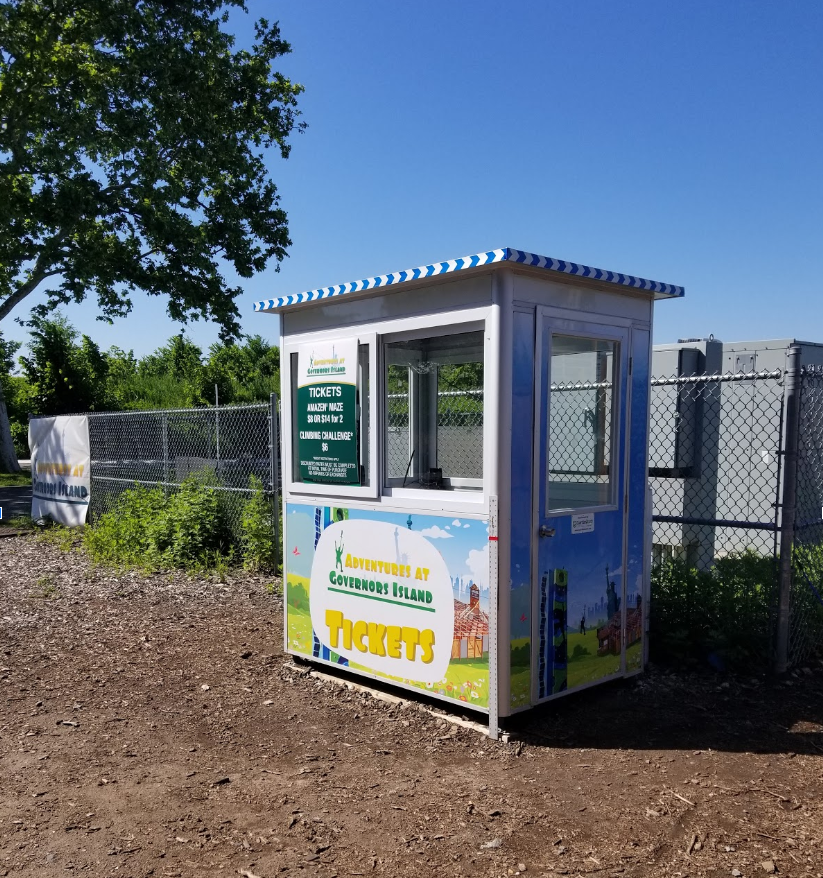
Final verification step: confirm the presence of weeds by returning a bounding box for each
[240,475,278,572]
[206,548,235,583]
[81,472,279,574]
[0,514,37,530]
[32,574,59,600]
[84,475,230,571]
[38,523,83,550]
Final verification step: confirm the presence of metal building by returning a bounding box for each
[650,337,823,567]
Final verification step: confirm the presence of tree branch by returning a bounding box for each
[0,255,62,323]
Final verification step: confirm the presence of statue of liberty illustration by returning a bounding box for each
[393,526,409,569]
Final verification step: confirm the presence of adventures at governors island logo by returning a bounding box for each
[297,339,360,484]
[33,460,89,501]
[309,519,455,684]
[306,345,348,378]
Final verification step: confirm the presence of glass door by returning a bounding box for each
[534,316,630,700]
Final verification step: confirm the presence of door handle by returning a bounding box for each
[539,525,556,538]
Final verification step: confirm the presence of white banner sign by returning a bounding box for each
[29,416,91,526]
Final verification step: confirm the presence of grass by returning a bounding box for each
[0,514,36,530]
[567,629,622,688]
[510,666,531,708]
[404,658,489,708]
[565,630,643,689]
[626,638,643,672]
[0,471,31,487]
[286,604,314,655]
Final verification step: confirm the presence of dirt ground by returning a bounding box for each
[1,533,822,878]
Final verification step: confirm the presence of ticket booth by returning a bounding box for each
[255,247,683,737]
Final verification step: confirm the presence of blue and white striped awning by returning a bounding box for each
[253,247,684,313]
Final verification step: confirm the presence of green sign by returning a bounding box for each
[297,340,360,485]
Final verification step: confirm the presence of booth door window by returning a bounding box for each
[548,336,615,510]
[384,329,484,491]
[535,319,630,702]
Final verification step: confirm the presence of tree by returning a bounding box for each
[0,330,22,467]
[205,334,279,403]
[17,313,109,414]
[134,333,210,407]
[0,0,304,470]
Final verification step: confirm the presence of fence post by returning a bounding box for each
[162,412,169,497]
[775,345,802,673]
[215,384,221,479]
[270,392,280,569]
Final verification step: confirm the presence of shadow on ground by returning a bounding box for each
[507,664,823,757]
[0,485,31,519]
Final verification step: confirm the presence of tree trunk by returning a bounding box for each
[0,380,23,473]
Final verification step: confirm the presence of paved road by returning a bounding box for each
[0,486,31,521]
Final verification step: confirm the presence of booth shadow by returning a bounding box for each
[292,655,823,756]
[506,667,823,756]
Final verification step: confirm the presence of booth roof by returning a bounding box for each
[253,247,684,313]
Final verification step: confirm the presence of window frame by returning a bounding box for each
[539,320,627,518]
[380,319,488,500]
[546,333,618,512]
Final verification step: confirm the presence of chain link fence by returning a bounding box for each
[436,389,484,479]
[62,351,823,669]
[790,365,823,664]
[386,386,483,482]
[385,371,411,480]
[87,399,279,544]
[549,380,613,485]
[650,370,785,570]
[649,354,823,670]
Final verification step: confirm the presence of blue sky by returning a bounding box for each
[6,0,823,358]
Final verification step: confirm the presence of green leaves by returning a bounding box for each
[84,472,277,573]
[84,476,231,571]
[650,551,778,671]
[240,473,277,572]
[7,310,281,417]
[1,314,282,463]
[17,313,109,414]
[0,0,304,335]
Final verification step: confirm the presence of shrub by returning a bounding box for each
[157,477,229,567]
[85,476,230,571]
[10,420,29,458]
[651,545,823,671]
[240,475,278,572]
[789,544,823,658]
[84,484,166,567]
[650,550,778,671]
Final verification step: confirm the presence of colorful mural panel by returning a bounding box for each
[536,514,640,696]
[285,503,491,711]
